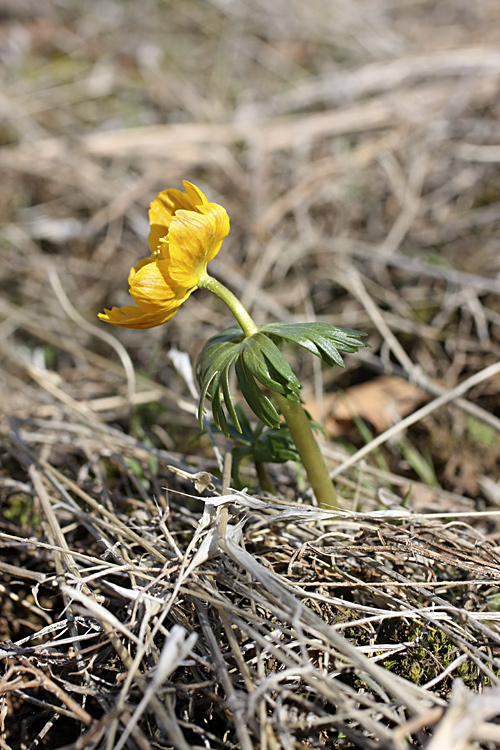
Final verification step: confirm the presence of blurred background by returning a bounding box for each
[1,0,500,502]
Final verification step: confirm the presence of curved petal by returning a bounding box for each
[128,255,154,283]
[167,205,230,286]
[183,181,209,208]
[98,304,182,329]
[196,202,230,262]
[148,187,197,255]
[129,258,190,311]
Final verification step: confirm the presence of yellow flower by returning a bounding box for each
[98,181,230,329]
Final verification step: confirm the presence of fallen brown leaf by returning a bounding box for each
[306,375,429,437]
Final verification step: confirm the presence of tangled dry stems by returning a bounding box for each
[2,415,500,748]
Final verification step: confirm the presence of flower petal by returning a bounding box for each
[196,202,230,263]
[129,258,190,311]
[128,255,154,283]
[98,304,181,329]
[183,181,209,209]
[148,187,198,255]
[167,205,230,286]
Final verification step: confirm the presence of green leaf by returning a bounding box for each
[240,333,301,401]
[197,326,292,435]
[210,352,241,435]
[235,357,281,429]
[260,322,368,369]
[196,320,367,438]
[217,402,255,444]
[253,428,299,464]
[212,404,298,464]
[196,327,244,433]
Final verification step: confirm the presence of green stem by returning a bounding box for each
[197,273,258,338]
[274,393,337,509]
[255,461,277,495]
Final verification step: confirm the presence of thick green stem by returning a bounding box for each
[274,393,337,509]
[197,273,258,338]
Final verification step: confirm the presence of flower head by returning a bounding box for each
[98,181,230,329]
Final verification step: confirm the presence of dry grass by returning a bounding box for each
[1,0,500,747]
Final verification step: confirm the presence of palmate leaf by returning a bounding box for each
[197,327,303,435]
[196,320,368,438]
[259,322,368,368]
[196,326,287,433]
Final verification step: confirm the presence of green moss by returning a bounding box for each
[466,416,498,448]
[4,493,41,529]
[378,622,497,692]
